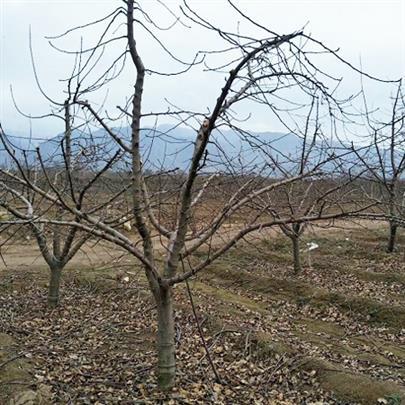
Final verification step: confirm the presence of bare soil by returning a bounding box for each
[0,221,404,404]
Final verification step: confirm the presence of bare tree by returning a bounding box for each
[270,180,355,274]
[0,0,396,390]
[238,94,371,274]
[0,99,94,307]
[0,77,124,307]
[353,81,405,252]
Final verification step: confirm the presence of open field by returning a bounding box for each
[0,221,404,404]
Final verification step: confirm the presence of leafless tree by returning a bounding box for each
[0,98,100,306]
[266,176,365,274]
[0,61,127,307]
[239,94,371,274]
[0,0,396,390]
[353,81,405,252]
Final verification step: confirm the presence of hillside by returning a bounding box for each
[1,125,303,172]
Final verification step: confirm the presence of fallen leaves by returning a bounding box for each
[0,227,404,403]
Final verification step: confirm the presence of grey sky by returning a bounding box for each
[1,0,404,138]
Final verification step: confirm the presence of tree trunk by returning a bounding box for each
[156,286,176,390]
[48,265,62,308]
[387,221,397,253]
[291,235,301,274]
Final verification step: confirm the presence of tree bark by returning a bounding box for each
[387,221,398,253]
[291,235,301,274]
[156,286,176,390]
[48,264,63,308]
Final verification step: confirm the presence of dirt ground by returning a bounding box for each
[0,221,404,404]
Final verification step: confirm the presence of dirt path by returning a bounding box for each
[0,218,386,271]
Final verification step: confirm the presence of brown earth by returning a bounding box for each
[0,220,404,404]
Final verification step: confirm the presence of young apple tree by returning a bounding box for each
[0,0,396,390]
[353,82,405,252]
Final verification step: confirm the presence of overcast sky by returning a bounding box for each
[1,0,404,139]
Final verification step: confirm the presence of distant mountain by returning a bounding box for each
[0,125,316,173]
[0,133,33,168]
